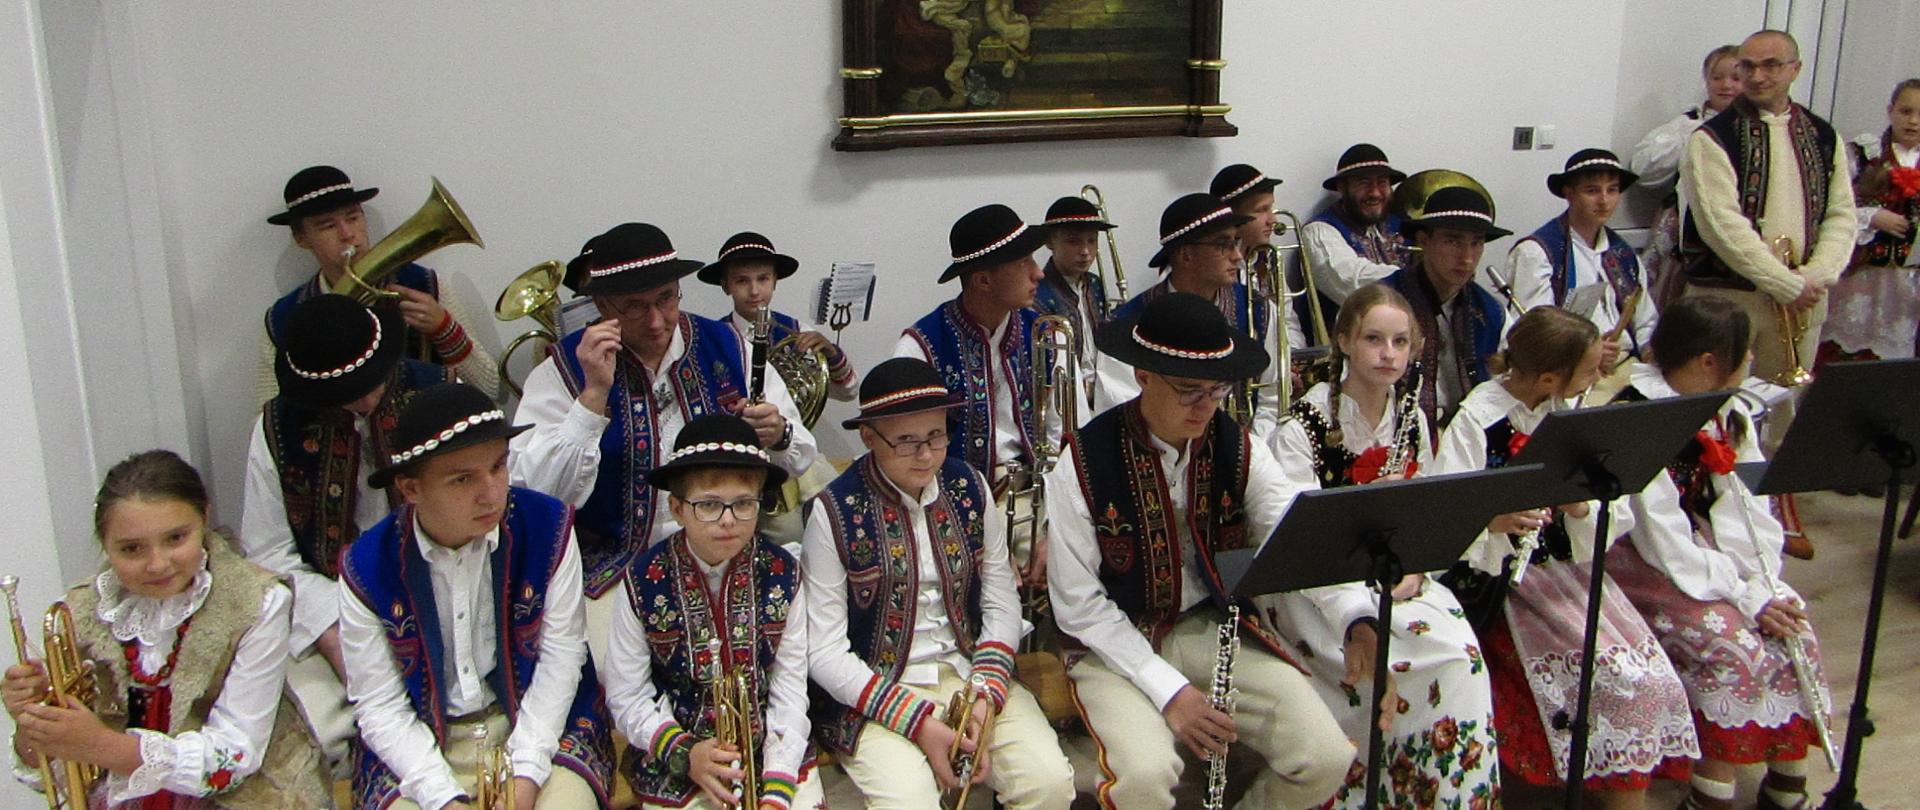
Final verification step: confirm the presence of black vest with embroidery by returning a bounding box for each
[1682,96,1840,290]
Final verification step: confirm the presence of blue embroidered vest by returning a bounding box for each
[264,262,441,361]
[1387,266,1504,429]
[1520,214,1644,313]
[261,359,452,578]
[339,487,615,808]
[1681,96,1839,291]
[549,314,749,597]
[904,300,1040,474]
[810,455,988,754]
[1034,259,1109,343]
[1308,206,1408,327]
[622,534,801,804]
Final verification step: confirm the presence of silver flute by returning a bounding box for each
[1727,473,1839,770]
[1204,603,1241,810]
[1508,523,1544,584]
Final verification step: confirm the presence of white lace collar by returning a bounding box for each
[93,553,212,646]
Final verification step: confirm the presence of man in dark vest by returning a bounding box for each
[238,293,454,771]
[257,165,498,404]
[804,358,1074,809]
[1303,144,1412,315]
[1046,292,1351,808]
[340,382,612,808]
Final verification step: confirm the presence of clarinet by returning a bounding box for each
[749,304,771,403]
[1378,364,1423,479]
[1204,603,1241,810]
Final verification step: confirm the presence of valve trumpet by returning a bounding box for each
[472,723,511,809]
[1079,185,1129,317]
[1767,235,1815,387]
[709,639,759,807]
[3,576,100,810]
[494,260,564,399]
[940,673,999,810]
[337,177,484,306]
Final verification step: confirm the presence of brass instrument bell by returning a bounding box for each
[339,177,484,305]
[494,260,564,399]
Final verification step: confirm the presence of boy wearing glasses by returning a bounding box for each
[511,222,818,670]
[1108,193,1289,442]
[604,413,819,810]
[804,358,1074,809]
[1046,292,1350,808]
[1385,186,1512,428]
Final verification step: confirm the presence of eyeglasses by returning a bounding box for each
[601,290,682,319]
[1736,58,1799,75]
[1190,237,1241,253]
[682,497,762,523]
[1160,378,1235,406]
[871,430,952,458]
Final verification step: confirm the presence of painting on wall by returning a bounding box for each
[833,0,1235,151]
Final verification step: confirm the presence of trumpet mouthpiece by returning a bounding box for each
[0,576,16,594]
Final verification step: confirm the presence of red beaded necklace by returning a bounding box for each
[123,619,191,689]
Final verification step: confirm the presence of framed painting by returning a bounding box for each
[832,0,1235,151]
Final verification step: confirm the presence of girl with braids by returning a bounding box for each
[1606,296,1831,810]
[1430,306,1698,808]
[3,450,330,807]
[1268,283,1500,809]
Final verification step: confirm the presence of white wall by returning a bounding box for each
[1828,0,1920,139]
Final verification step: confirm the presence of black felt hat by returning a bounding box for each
[266,165,379,226]
[940,204,1051,283]
[697,231,801,285]
[642,413,788,492]
[1546,148,1640,198]
[562,235,598,296]
[1209,163,1281,204]
[840,357,964,430]
[367,382,530,489]
[1096,291,1270,381]
[1401,186,1513,240]
[1322,143,1408,190]
[579,222,706,297]
[1148,193,1252,268]
[1042,196,1116,231]
[274,294,406,410]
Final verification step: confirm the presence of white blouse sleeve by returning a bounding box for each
[508,356,610,507]
[108,583,295,802]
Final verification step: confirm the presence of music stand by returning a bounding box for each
[1217,466,1545,810]
[1734,359,1920,810]
[1507,390,1731,807]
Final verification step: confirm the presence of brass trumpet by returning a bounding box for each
[2,576,100,810]
[1079,185,1129,316]
[1768,235,1816,387]
[338,177,484,305]
[471,722,511,809]
[940,672,999,810]
[1004,315,1079,649]
[494,260,564,399]
[709,638,759,807]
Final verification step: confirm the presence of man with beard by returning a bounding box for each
[1303,145,1413,316]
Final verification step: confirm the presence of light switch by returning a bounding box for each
[1512,127,1534,151]
[1537,125,1558,149]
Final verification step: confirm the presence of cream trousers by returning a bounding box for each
[384,713,599,810]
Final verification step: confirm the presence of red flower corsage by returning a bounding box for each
[1695,430,1737,475]
[1349,446,1416,483]
[1890,165,1920,202]
[1506,431,1531,460]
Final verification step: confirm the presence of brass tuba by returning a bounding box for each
[493,260,564,399]
[709,639,759,807]
[1079,185,1129,316]
[1768,235,1815,387]
[471,723,511,809]
[2,576,100,810]
[1392,169,1495,222]
[337,177,484,305]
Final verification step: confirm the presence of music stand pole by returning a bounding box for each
[1560,465,1624,810]
[1361,533,1402,810]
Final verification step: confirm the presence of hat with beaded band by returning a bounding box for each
[367,382,531,489]
[642,413,789,492]
[273,294,407,410]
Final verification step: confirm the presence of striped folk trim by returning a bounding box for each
[970,640,1017,709]
[648,723,693,763]
[759,772,799,810]
[856,676,939,740]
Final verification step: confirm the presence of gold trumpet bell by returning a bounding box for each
[495,261,563,330]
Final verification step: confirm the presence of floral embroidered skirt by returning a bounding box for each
[1263,579,1499,809]
[1607,540,1829,764]
[1486,559,1699,790]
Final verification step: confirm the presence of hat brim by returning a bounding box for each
[641,448,789,493]
[939,225,1052,283]
[1321,167,1409,191]
[581,258,707,297]
[1403,215,1514,241]
[273,306,408,411]
[840,393,965,431]
[1547,167,1641,198]
[267,187,379,225]
[368,422,532,490]
[1220,177,1281,203]
[696,252,800,285]
[1042,219,1117,232]
[1147,213,1255,268]
[1094,314,1271,381]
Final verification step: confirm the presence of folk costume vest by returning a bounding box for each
[550,314,749,597]
[1613,386,1747,530]
[1437,417,1574,630]
[1034,259,1108,344]
[69,535,331,808]
[622,534,802,804]
[1521,214,1645,311]
[1309,206,1409,325]
[1112,277,1271,349]
[339,487,615,808]
[1387,266,1505,428]
[265,263,441,362]
[811,455,988,754]
[1682,96,1840,290]
[904,299,1040,475]
[1851,131,1920,267]
[1067,402,1302,669]
[1288,391,1424,490]
[261,359,452,578]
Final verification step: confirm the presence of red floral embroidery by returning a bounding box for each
[1696,430,1737,475]
[207,769,232,790]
